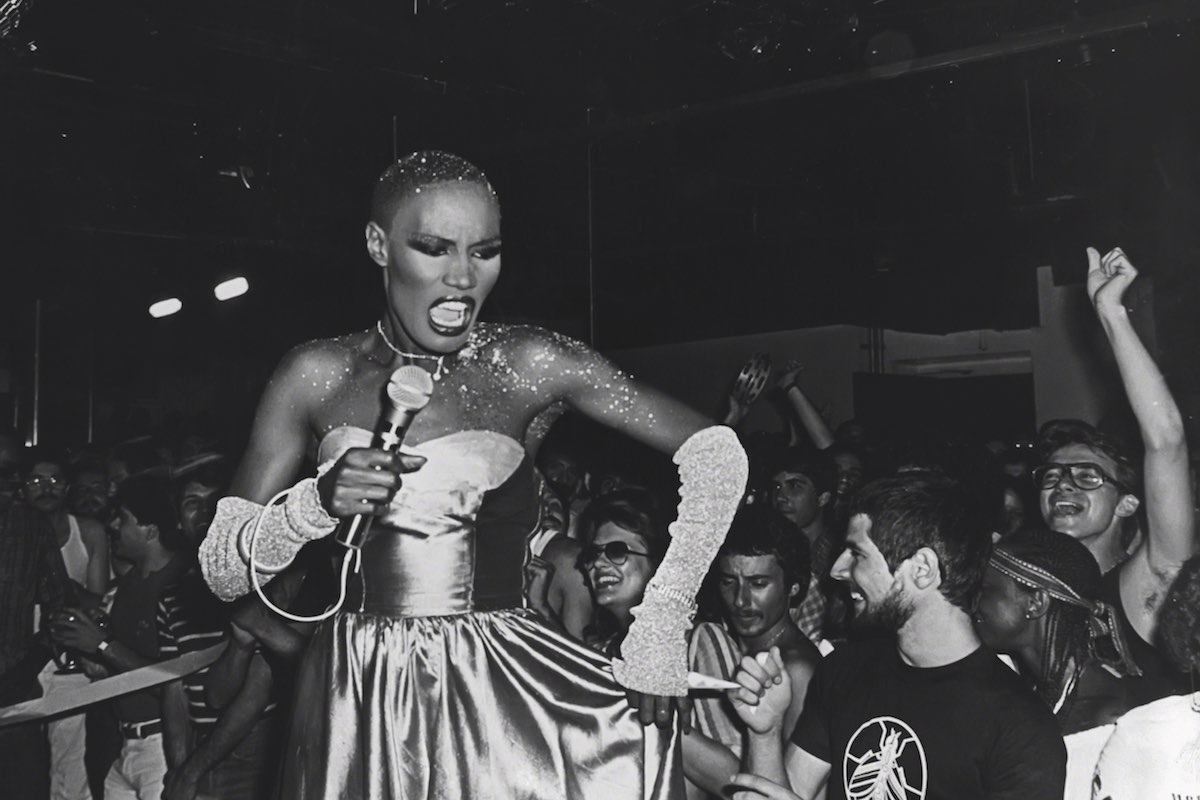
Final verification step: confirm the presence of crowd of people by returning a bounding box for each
[0,153,1197,800]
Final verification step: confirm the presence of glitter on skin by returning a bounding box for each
[296,322,657,446]
[202,150,748,702]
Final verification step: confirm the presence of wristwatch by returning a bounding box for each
[96,637,114,654]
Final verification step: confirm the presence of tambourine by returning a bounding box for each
[730,353,773,406]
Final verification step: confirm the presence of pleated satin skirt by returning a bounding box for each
[280,609,684,800]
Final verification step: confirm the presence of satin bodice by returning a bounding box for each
[318,427,539,617]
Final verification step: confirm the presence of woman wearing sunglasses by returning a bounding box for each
[1032,247,1195,704]
[576,489,672,656]
[576,489,752,800]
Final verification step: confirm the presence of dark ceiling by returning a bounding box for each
[2,0,1200,444]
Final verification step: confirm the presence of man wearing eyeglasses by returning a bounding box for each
[23,448,110,603]
[1033,247,1195,704]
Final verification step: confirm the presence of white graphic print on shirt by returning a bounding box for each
[843,716,928,800]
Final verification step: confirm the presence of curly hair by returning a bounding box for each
[116,473,190,555]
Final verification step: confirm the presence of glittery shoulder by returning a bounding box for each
[279,331,367,373]
[463,322,590,364]
[267,332,369,407]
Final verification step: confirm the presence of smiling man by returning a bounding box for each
[730,473,1065,800]
[1030,247,1196,705]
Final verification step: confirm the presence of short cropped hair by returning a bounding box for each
[1036,419,1139,494]
[116,474,189,553]
[718,503,811,606]
[849,473,991,613]
[370,150,496,228]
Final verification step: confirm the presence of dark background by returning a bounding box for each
[2,0,1199,448]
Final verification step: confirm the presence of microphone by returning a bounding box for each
[335,365,435,550]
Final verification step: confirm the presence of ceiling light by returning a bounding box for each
[214,277,249,301]
[149,298,182,318]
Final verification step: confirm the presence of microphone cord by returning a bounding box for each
[243,487,359,624]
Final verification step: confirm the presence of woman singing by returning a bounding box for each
[198,151,747,799]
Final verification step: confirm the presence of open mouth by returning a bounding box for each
[592,572,621,590]
[1050,497,1084,517]
[428,297,475,337]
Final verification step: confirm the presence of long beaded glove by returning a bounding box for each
[612,425,748,695]
[199,477,339,602]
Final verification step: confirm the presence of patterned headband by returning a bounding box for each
[989,548,1141,678]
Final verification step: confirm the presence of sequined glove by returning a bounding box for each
[199,477,339,602]
[612,425,748,695]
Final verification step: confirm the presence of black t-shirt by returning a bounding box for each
[791,640,1065,800]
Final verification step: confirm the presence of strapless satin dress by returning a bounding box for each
[280,428,683,799]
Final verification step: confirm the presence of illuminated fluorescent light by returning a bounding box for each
[214,276,249,301]
[149,298,182,318]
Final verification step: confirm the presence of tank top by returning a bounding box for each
[1098,566,1190,704]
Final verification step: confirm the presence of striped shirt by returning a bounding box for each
[156,570,239,735]
[688,621,746,758]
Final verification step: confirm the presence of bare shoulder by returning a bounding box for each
[469,323,592,366]
[269,331,373,401]
[782,635,822,678]
[278,332,368,380]
[540,535,583,567]
[463,323,606,405]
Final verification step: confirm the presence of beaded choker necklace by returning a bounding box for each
[376,321,448,382]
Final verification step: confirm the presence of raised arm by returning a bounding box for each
[776,362,834,451]
[1088,247,1195,632]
